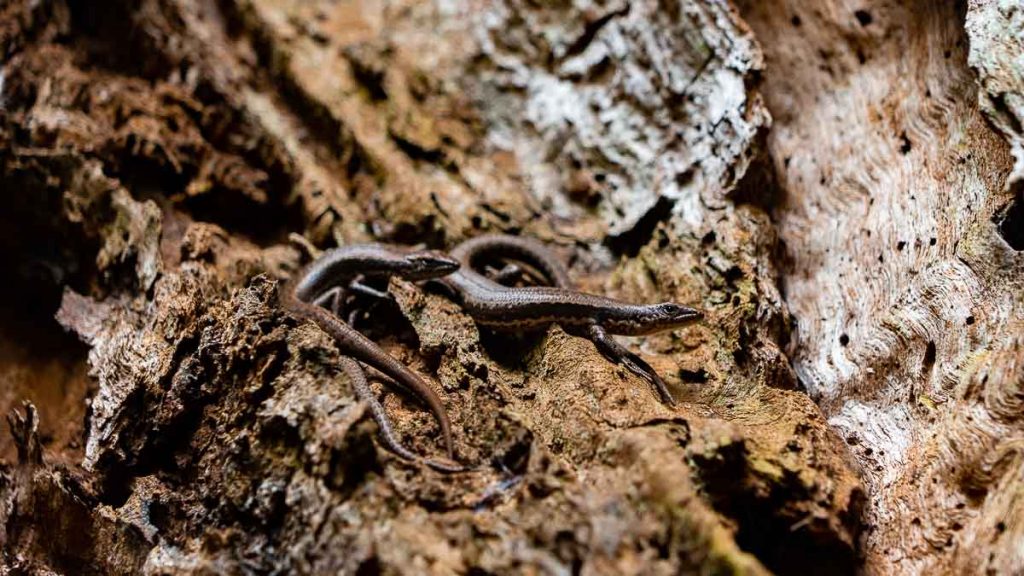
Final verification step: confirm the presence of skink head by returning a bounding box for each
[402,250,460,280]
[606,302,704,335]
[658,302,704,327]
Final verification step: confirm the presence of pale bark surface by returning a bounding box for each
[0,1,1019,575]
[738,1,1024,573]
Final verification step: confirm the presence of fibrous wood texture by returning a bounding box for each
[739,1,1024,573]
[0,0,1020,575]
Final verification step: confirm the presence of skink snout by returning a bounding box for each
[660,302,704,326]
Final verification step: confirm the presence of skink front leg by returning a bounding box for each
[583,323,676,406]
[348,276,393,301]
[312,286,345,316]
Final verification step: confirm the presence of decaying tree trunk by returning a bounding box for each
[0,0,1019,574]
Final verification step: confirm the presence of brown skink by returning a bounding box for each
[439,234,703,404]
[282,244,458,458]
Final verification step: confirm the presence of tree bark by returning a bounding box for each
[0,0,1019,574]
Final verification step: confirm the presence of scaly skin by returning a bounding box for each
[282,244,458,459]
[338,356,465,472]
[442,234,703,404]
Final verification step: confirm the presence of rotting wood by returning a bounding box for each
[738,0,1023,573]
[0,0,1019,574]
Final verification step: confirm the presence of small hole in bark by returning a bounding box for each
[839,334,850,346]
[148,500,173,530]
[675,168,695,187]
[701,230,716,245]
[994,192,1024,250]
[930,237,937,246]
[897,241,906,251]
[911,517,921,526]
[996,522,1006,534]
[966,315,975,325]
[724,265,743,283]
[899,132,912,154]
[854,10,873,26]
[679,368,708,384]
[791,15,802,27]
[732,347,748,366]
[923,341,936,373]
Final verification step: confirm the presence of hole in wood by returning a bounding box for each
[923,341,937,375]
[899,132,912,154]
[994,192,1024,251]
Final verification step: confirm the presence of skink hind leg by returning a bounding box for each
[584,324,676,406]
[341,357,466,473]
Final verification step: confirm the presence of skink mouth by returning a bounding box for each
[436,261,461,274]
[678,307,704,323]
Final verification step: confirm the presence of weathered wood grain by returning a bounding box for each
[0,0,1019,574]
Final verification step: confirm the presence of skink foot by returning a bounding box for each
[585,324,676,406]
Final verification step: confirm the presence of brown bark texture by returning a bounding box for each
[0,0,1020,574]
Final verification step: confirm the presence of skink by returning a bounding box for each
[338,356,465,472]
[281,244,459,459]
[440,234,703,404]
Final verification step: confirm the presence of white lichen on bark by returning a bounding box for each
[474,0,768,238]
